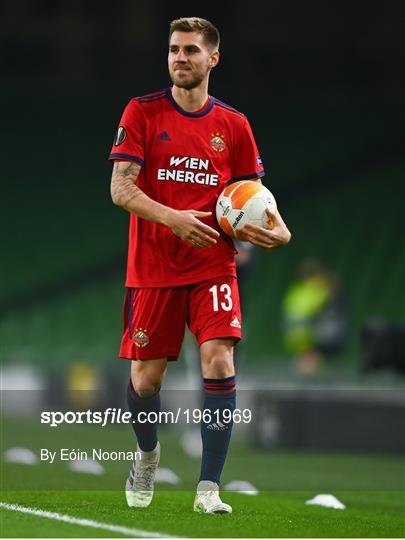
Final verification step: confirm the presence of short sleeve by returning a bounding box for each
[109,99,145,165]
[231,117,265,181]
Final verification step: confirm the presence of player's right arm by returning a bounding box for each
[110,160,219,248]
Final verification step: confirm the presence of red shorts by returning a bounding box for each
[119,276,242,361]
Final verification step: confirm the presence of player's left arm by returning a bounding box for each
[242,178,292,250]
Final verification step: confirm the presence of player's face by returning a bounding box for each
[168,31,218,90]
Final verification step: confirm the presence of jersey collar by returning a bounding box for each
[165,87,214,118]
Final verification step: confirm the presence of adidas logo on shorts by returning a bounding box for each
[230,316,241,328]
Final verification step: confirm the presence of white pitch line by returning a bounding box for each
[0,501,179,538]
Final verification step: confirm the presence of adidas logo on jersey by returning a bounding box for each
[157,131,171,141]
[230,316,241,328]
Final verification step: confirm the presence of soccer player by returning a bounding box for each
[109,17,291,514]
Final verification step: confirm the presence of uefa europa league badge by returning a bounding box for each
[114,126,126,146]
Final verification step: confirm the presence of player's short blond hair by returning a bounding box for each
[169,17,220,51]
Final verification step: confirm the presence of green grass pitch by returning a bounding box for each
[1,417,404,537]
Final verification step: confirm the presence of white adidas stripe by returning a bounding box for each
[0,501,178,538]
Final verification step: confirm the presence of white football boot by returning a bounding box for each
[125,442,160,508]
[193,480,232,514]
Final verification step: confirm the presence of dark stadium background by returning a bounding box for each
[1,0,404,458]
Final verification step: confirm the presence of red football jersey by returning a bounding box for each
[109,88,265,288]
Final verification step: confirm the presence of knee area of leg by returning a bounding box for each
[131,378,161,398]
[205,356,234,379]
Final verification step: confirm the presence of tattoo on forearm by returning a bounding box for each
[113,162,138,177]
[111,161,143,207]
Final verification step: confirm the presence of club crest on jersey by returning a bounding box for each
[133,328,149,348]
[210,133,226,153]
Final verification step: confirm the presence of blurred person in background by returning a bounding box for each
[109,16,290,514]
[282,258,347,374]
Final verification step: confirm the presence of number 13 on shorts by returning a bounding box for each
[209,283,233,312]
[188,276,242,345]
